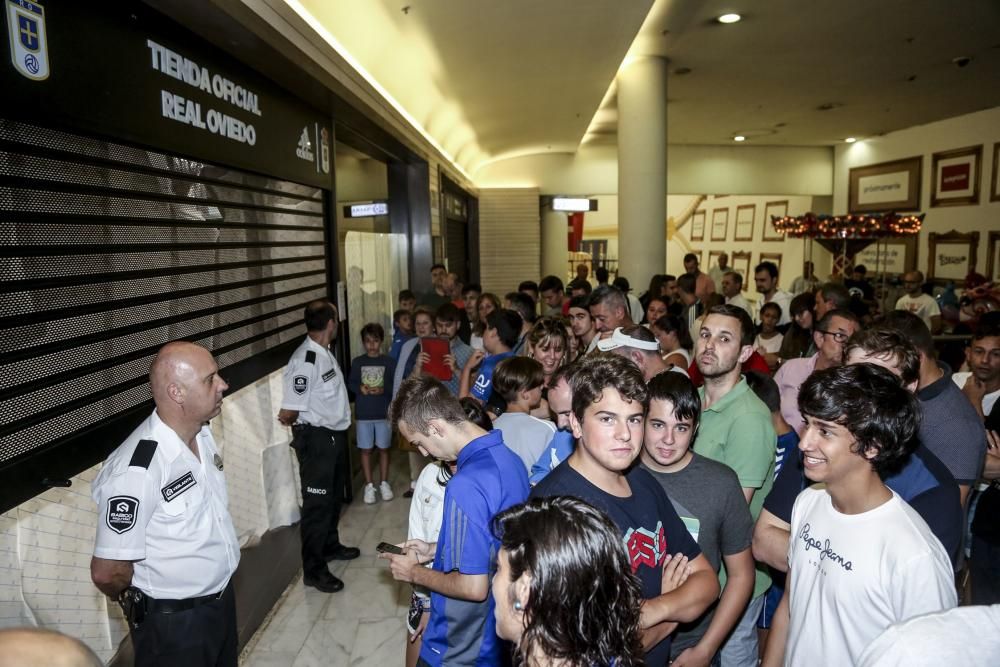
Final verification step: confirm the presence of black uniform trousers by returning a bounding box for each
[294,424,348,577]
[131,583,237,667]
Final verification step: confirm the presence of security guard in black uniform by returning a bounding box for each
[278,301,360,592]
[91,341,240,667]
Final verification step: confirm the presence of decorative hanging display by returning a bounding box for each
[770,212,923,239]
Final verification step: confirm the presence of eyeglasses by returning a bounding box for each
[817,329,850,344]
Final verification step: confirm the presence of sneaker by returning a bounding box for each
[363,483,376,504]
[379,481,394,501]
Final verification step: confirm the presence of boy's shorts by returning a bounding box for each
[757,580,785,629]
[357,419,391,450]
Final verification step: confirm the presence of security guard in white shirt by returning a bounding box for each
[277,300,360,593]
[90,341,240,667]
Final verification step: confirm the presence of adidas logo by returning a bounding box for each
[296,127,314,161]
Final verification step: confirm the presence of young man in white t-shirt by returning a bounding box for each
[895,270,942,333]
[763,363,956,667]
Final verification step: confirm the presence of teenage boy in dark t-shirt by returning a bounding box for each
[531,353,719,666]
[640,371,755,666]
[383,376,529,667]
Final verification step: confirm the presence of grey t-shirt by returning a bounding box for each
[643,453,753,655]
[918,364,986,485]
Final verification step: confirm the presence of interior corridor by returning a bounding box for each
[241,456,415,666]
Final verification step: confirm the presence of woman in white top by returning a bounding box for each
[650,314,693,371]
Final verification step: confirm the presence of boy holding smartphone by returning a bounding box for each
[382,376,529,667]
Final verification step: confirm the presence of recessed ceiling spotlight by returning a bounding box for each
[845,137,857,143]
[718,13,742,24]
[733,135,746,142]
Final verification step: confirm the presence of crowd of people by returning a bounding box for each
[376,260,1000,666]
[79,257,999,666]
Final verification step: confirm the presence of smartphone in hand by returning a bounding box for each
[376,541,406,556]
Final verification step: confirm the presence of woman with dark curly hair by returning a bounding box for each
[492,496,646,667]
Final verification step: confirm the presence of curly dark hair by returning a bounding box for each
[570,353,648,422]
[493,496,645,667]
[798,363,920,476]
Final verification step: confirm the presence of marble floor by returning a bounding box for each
[241,456,417,667]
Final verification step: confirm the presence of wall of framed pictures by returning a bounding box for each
[835,106,1000,284]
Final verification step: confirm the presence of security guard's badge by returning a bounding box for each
[293,375,308,395]
[107,495,139,534]
[6,0,50,81]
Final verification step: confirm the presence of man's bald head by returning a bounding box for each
[150,341,211,401]
[0,628,102,667]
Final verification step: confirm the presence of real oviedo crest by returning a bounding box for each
[6,0,49,81]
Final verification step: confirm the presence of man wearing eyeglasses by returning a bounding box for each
[773,309,860,435]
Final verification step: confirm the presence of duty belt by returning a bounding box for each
[145,582,229,614]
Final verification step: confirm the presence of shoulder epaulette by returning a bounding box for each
[305,350,316,364]
[128,439,158,469]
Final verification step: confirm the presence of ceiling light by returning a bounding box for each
[733,135,746,142]
[845,137,857,143]
[718,13,741,24]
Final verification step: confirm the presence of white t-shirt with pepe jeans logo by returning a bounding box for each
[784,487,956,666]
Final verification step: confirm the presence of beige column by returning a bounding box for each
[541,206,568,280]
[617,56,667,287]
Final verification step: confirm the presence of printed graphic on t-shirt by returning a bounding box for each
[670,497,701,542]
[797,522,854,573]
[623,521,667,572]
[472,372,490,396]
[361,366,385,391]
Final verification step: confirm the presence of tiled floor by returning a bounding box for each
[241,456,416,666]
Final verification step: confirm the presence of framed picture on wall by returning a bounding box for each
[927,230,979,285]
[990,143,1000,202]
[711,208,729,241]
[931,145,981,207]
[848,156,922,213]
[987,231,1000,283]
[734,205,756,242]
[759,252,782,278]
[762,200,787,241]
[690,210,706,241]
[731,251,751,292]
[854,237,918,276]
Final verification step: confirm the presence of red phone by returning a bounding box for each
[420,337,452,381]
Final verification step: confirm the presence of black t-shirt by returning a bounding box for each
[763,442,963,566]
[531,460,702,666]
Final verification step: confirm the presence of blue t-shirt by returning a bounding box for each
[470,351,514,403]
[389,328,413,361]
[773,430,799,478]
[528,429,575,485]
[531,461,702,665]
[420,430,530,667]
[763,441,962,566]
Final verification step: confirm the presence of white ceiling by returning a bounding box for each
[291,0,1000,177]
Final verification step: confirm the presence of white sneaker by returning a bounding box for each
[379,481,394,501]
[363,483,376,504]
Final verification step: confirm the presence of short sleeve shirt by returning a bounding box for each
[696,377,776,597]
[642,454,754,653]
[281,336,350,430]
[470,351,514,403]
[531,462,701,666]
[895,293,941,330]
[773,354,818,434]
[91,411,240,599]
[420,430,529,667]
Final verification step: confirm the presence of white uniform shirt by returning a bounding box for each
[281,336,351,431]
[726,293,754,320]
[785,488,956,666]
[92,410,240,599]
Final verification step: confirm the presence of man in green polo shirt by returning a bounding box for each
[694,304,776,666]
